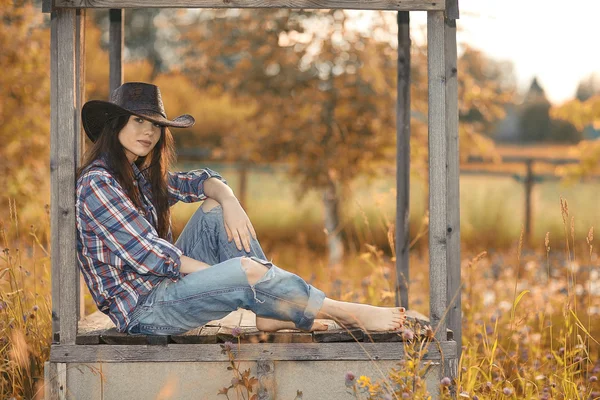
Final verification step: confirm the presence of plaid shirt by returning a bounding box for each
[76,157,225,332]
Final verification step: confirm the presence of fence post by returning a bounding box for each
[524,159,534,244]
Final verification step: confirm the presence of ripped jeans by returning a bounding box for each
[126,205,326,335]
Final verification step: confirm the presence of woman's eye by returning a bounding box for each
[153,123,161,128]
[135,117,143,123]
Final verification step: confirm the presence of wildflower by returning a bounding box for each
[502,387,513,396]
[231,326,242,338]
[402,393,410,399]
[344,371,355,387]
[32,305,39,312]
[231,377,239,386]
[401,328,414,341]
[573,356,582,363]
[472,396,479,400]
[440,377,451,386]
[424,325,434,340]
[221,341,234,353]
[0,301,6,311]
[356,375,371,389]
[589,376,598,382]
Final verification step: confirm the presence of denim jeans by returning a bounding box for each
[126,205,326,335]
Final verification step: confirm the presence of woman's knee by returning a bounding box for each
[240,257,269,285]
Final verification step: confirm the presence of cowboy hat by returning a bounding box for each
[82,82,195,142]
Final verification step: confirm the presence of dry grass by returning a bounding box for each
[1,189,599,398]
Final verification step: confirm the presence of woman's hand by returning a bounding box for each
[220,196,257,252]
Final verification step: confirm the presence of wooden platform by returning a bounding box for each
[76,309,452,346]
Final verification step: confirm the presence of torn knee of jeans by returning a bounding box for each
[240,257,270,286]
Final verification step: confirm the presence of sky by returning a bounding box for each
[410,0,600,105]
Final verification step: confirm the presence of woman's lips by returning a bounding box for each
[138,140,152,147]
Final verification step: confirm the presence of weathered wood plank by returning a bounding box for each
[395,10,411,309]
[171,326,219,344]
[444,15,461,366]
[54,8,80,345]
[57,362,67,400]
[50,11,60,345]
[44,362,59,400]
[257,360,276,400]
[109,9,124,94]
[76,9,86,322]
[50,342,457,362]
[446,0,459,19]
[54,0,445,11]
[427,10,448,343]
[313,327,364,343]
[363,330,403,343]
[100,328,170,345]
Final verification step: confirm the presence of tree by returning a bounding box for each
[181,10,398,267]
[550,95,600,179]
[0,1,51,225]
[575,72,600,102]
[178,10,518,266]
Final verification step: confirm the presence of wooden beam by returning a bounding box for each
[54,0,444,11]
[426,10,447,343]
[109,9,124,94]
[52,8,80,345]
[42,0,53,13]
[395,11,411,309]
[50,342,457,363]
[76,9,87,321]
[445,0,458,19]
[444,15,461,369]
[50,11,60,345]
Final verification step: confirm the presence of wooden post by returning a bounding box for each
[51,8,80,345]
[76,9,87,321]
[444,9,461,375]
[50,10,60,345]
[427,10,448,343]
[396,11,411,309]
[524,159,533,243]
[109,9,124,94]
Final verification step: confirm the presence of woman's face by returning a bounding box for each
[118,115,162,163]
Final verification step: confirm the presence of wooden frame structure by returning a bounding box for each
[45,0,461,398]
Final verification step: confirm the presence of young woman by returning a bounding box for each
[76,82,406,336]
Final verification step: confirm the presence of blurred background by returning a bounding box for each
[1,1,600,398]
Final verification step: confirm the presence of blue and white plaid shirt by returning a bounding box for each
[76,156,225,332]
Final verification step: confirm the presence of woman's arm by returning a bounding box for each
[204,177,257,253]
[179,255,212,274]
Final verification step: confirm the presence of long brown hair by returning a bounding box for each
[77,114,176,239]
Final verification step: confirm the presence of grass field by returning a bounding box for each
[1,153,599,398]
[172,161,600,254]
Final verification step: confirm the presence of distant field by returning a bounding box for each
[172,158,600,254]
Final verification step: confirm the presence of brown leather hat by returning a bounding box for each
[82,82,195,142]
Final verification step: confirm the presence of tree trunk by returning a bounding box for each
[323,178,343,269]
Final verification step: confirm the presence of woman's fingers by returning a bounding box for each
[247,222,257,240]
[225,224,234,244]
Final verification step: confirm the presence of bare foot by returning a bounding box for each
[256,317,328,332]
[318,299,406,332]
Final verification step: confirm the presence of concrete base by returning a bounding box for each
[46,360,442,399]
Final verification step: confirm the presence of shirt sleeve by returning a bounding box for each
[80,172,182,279]
[167,168,227,207]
